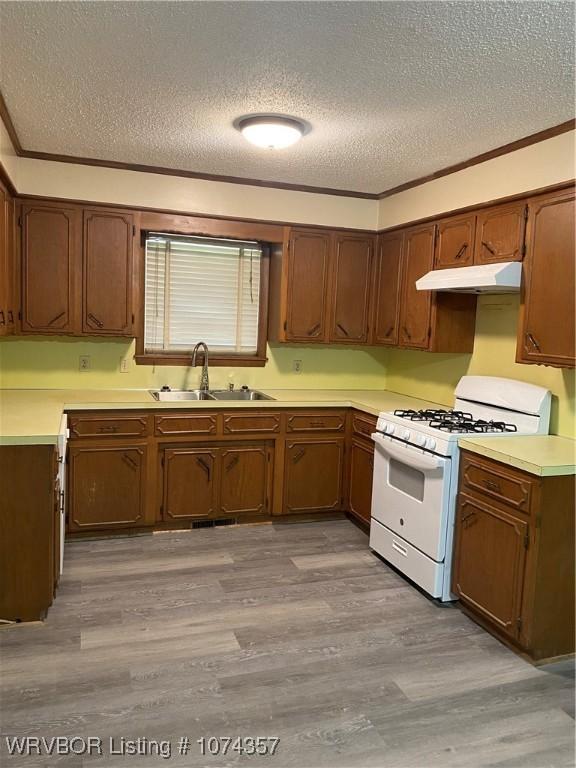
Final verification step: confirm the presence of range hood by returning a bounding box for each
[416,261,522,294]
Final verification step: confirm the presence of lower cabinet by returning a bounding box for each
[348,437,374,525]
[68,443,147,531]
[452,492,528,640]
[161,442,273,521]
[452,450,575,661]
[0,445,59,621]
[283,438,345,514]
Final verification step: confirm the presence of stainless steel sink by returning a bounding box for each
[209,389,276,401]
[150,389,216,401]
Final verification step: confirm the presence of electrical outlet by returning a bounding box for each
[292,359,303,374]
[79,355,91,372]
[120,356,130,373]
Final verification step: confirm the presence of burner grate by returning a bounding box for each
[428,419,518,434]
[393,408,473,422]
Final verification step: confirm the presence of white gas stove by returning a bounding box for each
[369,376,551,601]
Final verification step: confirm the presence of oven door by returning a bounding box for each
[371,432,452,561]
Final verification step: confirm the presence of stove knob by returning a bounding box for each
[414,433,427,447]
[384,423,395,435]
[402,429,411,441]
[425,438,436,451]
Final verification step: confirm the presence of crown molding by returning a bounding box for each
[0,89,573,201]
[376,119,576,199]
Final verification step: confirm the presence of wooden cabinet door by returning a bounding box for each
[398,224,435,349]
[452,493,528,640]
[162,447,219,520]
[83,209,134,335]
[283,438,344,514]
[0,183,8,336]
[329,234,373,343]
[435,215,475,268]
[517,189,575,367]
[68,444,146,531]
[475,202,527,264]
[21,204,81,334]
[371,231,403,346]
[284,229,331,342]
[348,438,374,524]
[220,444,272,517]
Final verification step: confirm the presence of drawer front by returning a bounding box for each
[352,412,378,440]
[286,411,346,433]
[461,454,533,513]
[69,415,149,439]
[223,413,281,434]
[155,414,218,436]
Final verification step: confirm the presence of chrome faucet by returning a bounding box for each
[191,342,210,392]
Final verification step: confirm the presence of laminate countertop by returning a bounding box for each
[459,435,576,478]
[0,388,443,446]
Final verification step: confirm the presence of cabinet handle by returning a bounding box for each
[225,455,239,473]
[526,332,541,352]
[461,510,477,527]
[88,313,104,329]
[481,240,496,255]
[336,322,349,337]
[402,325,412,340]
[307,323,321,336]
[7,310,14,325]
[98,424,119,433]
[292,448,306,464]
[384,325,394,338]
[455,244,468,260]
[196,457,211,481]
[122,453,138,470]
[484,479,502,493]
[0,310,4,326]
[47,311,65,327]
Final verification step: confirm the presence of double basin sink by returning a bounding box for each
[150,388,275,402]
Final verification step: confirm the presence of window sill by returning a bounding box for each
[134,354,268,367]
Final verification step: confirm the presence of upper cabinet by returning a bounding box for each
[269,227,375,346]
[371,231,403,346]
[435,214,475,268]
[329,234,373,344]
[0,182,17,336]
[517,189,575,368]
[284,229,331,342]
[83,209,135,335]
[474,202,527,264]
[399,224,435,349]
[19,202,136,338]
[21,203,81,334]
[435,201,527,269]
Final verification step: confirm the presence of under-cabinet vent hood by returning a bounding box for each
[416,262,522,294]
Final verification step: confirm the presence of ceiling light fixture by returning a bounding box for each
[235,115,307,149]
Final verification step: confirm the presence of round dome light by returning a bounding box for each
[236,115,306,149]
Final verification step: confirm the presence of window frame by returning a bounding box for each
[135,232,270,367]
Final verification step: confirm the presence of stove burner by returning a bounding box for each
[428,419,518,434]
[394,408,473,422]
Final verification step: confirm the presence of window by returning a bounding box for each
[139,233,268,365]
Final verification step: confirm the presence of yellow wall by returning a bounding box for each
[377,130,575,229]
[0,338,388,391]
[385,295,575,438]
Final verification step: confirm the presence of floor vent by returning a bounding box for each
[191,518,237,529]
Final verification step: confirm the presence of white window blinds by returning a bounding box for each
[144,234,262,355]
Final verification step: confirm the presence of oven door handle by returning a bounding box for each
[372,432,443,472]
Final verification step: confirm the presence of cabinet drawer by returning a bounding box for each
[155,413,218,436]
[286,411,346,433]
[69,414,149,439]
[460,454,533,513]
[223,413,281,434]
[352,412,377,439]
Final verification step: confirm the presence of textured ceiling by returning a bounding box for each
[0,1,573,194]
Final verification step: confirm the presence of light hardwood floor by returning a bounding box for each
[1,519,574,767]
